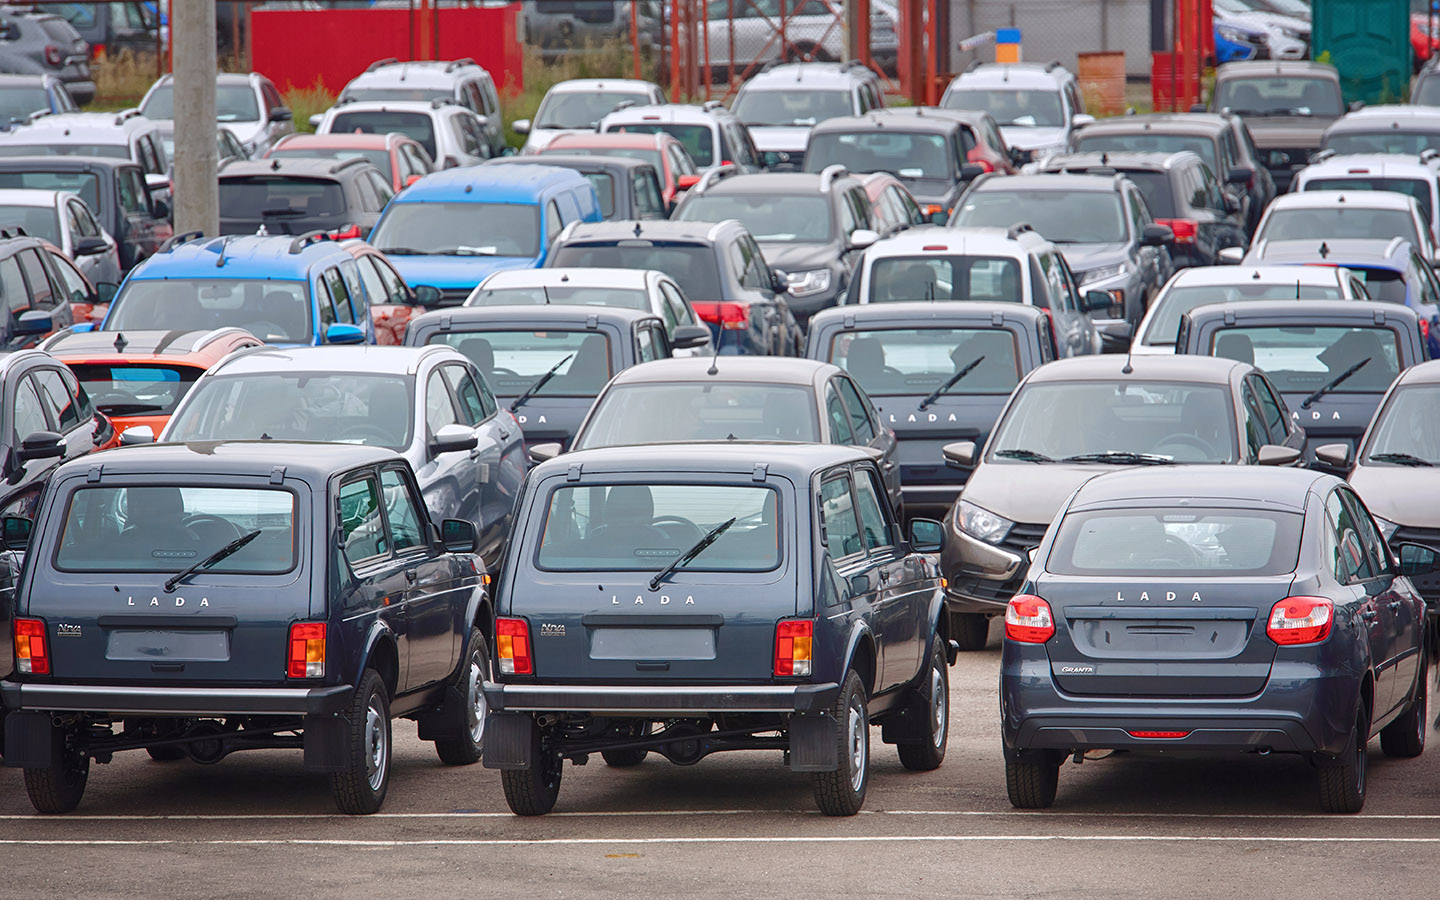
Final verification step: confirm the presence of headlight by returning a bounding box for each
[785,268,832,298]
[1079,263,1129,285]
[1280,27,1306,40]
[955,500,1014,545]
[1373,515,1401,541]
[1217,25,1248,43]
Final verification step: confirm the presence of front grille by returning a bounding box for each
[948,520,1046,605]
[438,288,473,307]
[1393,526,1440,602]
[999,521,1048,556]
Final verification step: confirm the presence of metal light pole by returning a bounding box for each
[173,0,218,237]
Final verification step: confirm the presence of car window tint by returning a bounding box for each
[324,268,354,324]
[339,475,387,563]
[1325,488,1374,582]
[45,250,90,304]
[370,255,409,303]
[353,173,379,211]
[425,369,461,433]
[12,375,48,440]
[118,168,148,215]
[471,368,498,416]
[853,468,890,551]
[635,322,660,362]
[357,256,389,305]
[1240,386,1264,461]
[820,474,862,559]
[0,255,28,312]
[1340,488,1391,576]
[825,382,854,444]
[35,369,79,431]
[1251,375,1288,438]
[18,249,53,309]
[441,363,485,424]
[380,467,426,552]
[60,365,92,419]
[834,376,875,442]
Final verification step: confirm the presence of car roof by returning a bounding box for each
[42,327,258,362]
[209,344,462,377]
[3,111,152,138]
[1334,105,1440,125]
[409,304,659,331]
[486,154,652,175]
[0,154,129,172]
[0,74,56,88]
[1299,153,1440,176]
[810,112,962,136]
[153,72,261,87]
[133,233,353,279]
[546,132,674,149]
[531,440,867,479]
[603,104,733,124]
[690,171,841,195]
[953,63,1073,88]
[608,356,836,386]
[345,60,486,90]
[273,133,405,151]
[0,188,60,207]
[971,173,1123,193]
[1025,354,1244,384]
[548,78,659,94]
[219,157,369,180]
[1249,237,1413,266]
[808,300,1051,329]
[1076,113,1228,136]
[396,163,591,202]
[1167,264,1350,287]
[1267,189,1417,210]
[1041,150,1202,172]
[1183,298,1417,325]
[741,62,874,89]
[479,267,656,290]
[1396,358,1440,386]
[326,100,444,117]
[560,219,738,243]
[1216,60,1338,79]
[866,225,1049,256]
[1069,464,1324,511]
[56,440,401,481]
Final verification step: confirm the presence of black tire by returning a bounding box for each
[812,670,869,816]
[146,745,187,762]
[434,628,489,766]
[950,611,990,651]
[1318,705,1368,814]
[1381,657,1427,759]
[896,632,949,771]
[500,717,563,816]
[330,669,391,815]
[1005,749,1061,809]
[23,730,89,814]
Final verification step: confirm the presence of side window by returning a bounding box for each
[118,168,148,216]
[1251,375,1289,439]
[743,235,769,289]
[357,257,389,306]
[1127,189,1147,235]
[324,268,355,324]
[45,250,90,304]
[1343,489,1393,575]
[635,322,660,362]
[461,82,483,113]
[353,174,379,211]
[425,369,461,433]
[441,364,486,424]
[472,368,498,416]
[339,475,387,563]
[60,366,92,419]
[316,279,337,328]
[35,369,80,432]
[64,201,84,242]
[1240,385,1264,461]
[369,255,409,303]
[834,376,876,443]
[1028,256,1053,310]
[380,467,427,553]
[1326,489,1375,582]
[261,82,282,112]
[825,382,855,444]
[633,169,661,217]
[0,484,42,523]
[545,201,563,240]
[837,189,859,236]
[18,249,54,309]
[819,473,863,559]
[12,375,49,440]
[852,468,891,551]
[1221,131,1239,170]
[660,281,692,325]
[0,254,29,312]
[76,202,101,236]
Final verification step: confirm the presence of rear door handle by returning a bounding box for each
[405,568,418,584]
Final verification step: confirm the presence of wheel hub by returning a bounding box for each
[366,699,388,791]
[929,665,947,748]
[847,700,866,793]
[467,654,487,744]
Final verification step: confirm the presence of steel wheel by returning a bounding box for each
[929,666,947,749]
[847,695,867,793]
[365,696,388,793]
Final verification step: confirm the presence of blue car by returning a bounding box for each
[1215,18,1270,63]
[88,231,374,346]
[368,164,603,306]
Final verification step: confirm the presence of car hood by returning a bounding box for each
[388,254,537,290]
[895,177,955,207]
[1349,465,1440,527]
[223,120,267,146]
[520,128,586,154]
[999,125,1068,152]
[748,126,813,153]
[1055,242,1129,271]
[758,241,836,270]
[963,461,1130,525]
[1243,118,1331,146]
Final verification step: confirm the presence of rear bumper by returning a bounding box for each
[1008,714,1322,753]
[1,681,353,717]
[483,680,840,715]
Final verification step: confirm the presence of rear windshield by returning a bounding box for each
[370,201,541,259]
[1074,133,1219,174]
[0,204,58,245]
[331,111,436,159]
[468,285,648,309]
[805,131,951,181]
[536,483,780,571]
[733,89,851,127]
[574,383,820,447]
[219,176,346,219]
[535,91,650,130]
[1206,325,1401,393]
[954,189,1125,244]
[107,279,312,345]
[605,123,713,167]
[0,170,100,212]
[828,327,1020,396]
[942,89,1063,127]
[1213,76,1342,117]
[55,486,297,574]
[0,87,52,123]
[1326,131,1440,156]
[70,364,200,418]
[868,256,1022,303]
[1113,169,1175,217]
[550,241,722,300]
[1144,283,1345,346]
[1047,508,1302,576]
[675,194,832,243]
[1302,177,1434,225]
[1258,207,1422,249]
[428,329,612,397]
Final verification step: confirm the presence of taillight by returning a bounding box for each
[1421,318,1431,345]
[691,301,751,330]
[287,622,326,678]
[1127,730,1191,739]
[496,617,533,675]
[1156,218,1198,245]
[330,225,362,240]
[44,45,63,67]
[16,618,49,675]
[1005,594,1054,643]
[774,619,813,676]
[1266,596,1333,645]
[967,150,995,173]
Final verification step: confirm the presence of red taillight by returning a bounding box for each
[1005,594,1054,643]
[967,150,995,173]
[1266,596,1333,645]
[16,618,49,675]
[691,301,751,330]
[1156,218,1198,244]
[330,225,362,240]
[1127,730,1191,739]
[774,619,813,677]
[497,617,533,675]
[44,45,63,67]
[922,244,949,251]
[1421,318,1431,344]
[287,622,326,678]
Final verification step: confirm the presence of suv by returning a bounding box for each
[1292,152,1440,252]
[600,101,762,172]
[336,58,504,158]
[0,232,83,348]
[217,157,394,240]
[672,166,879,322]
[0,110,169,194]
[480,443,949,816]
[731,61,887,170]
[1240,190,1440,265]
[513,78,667,153]
[55,1,157,61]
[1323,106,1440,157]
[0,441,491,814]
[940,61,1092,162]
[485,154,669,220]
[844,226,1106,358]
[0,10,92,105]
[267,131,434,194]
[1211,60,1344,192]
[140,72,294,158]
[0,73,78,125]
[701,0,899,78]
[314,100,496,170]
[548,218,803,356]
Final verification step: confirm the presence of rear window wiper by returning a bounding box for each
[993,448,1054,463]
[260,208,305,218]
[1369,452,1435,467]
[1061,451,1175,465]
[163,529,262,593]
[1301,356,1371,409]
[509,354,572,412]
[649,517,736,591]
[918,355,984,410]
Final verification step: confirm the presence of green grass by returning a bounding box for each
[283,82,338,134]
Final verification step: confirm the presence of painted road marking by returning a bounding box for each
[2,809,1439,821]
[2,835,1440,847]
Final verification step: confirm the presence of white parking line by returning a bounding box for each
[1,835,1440,847]
[2,809,1439,821]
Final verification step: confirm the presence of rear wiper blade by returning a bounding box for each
[994,448,1054,463]
[260,208,305,218]
[1062,451,1175,465]
[508,354,572,412]
[1369,452,1436,467]
[163,530,261,593]
[1301,356,1370,409]
[918,355,984,410]
[649,517,736,591]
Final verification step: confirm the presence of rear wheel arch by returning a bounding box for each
[1359,673,1374,726]
[362,631,400,697]
[846,631,877,697]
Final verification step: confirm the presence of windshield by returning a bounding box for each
[0,143,128,160]
[1213,77,1342,117]
[535,91,650,129]
[550,241,722,300]
[805,132,951,180]
[605,123,713,167]
[164,372,415,450]
[576,383,819,447]
[675,194,832,242]
[1350,268,1408,304]
[942,88,1063,127]
[0,87,51,123]
[219,176,346,219]
[1074,133,1219,173]
[0,204,58,245]
[1366,385,1440,464]
[428,329,612,397]
[954,189,1125,243]
[989,381,1238,463]
[1303,177,1434,225]
[268,147,393,180]
[1144,283,1345,346]
[0,170,99,211]
[537,483,779,571]
[1205,325,1400,394]
[142,84,261,122]
[541,143,664,173]
[868,256,1022,303]
[70,364,200,418]
[1258,207,1422,248]
[1048,508,1301,576]
[467,285,649,309]
[828,327,1020,396]
[1326,131,1440,156]
[106,279,312,345]
[55,486,296,574]
[733,89,852,127]
[330,111,436,159]
[371,202,541,258]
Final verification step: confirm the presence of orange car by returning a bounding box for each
[541,132,700,207]
[343,239,436,345]
[266,132,435,193]
[41,327,262,438]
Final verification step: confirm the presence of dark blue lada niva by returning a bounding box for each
[0,442,492,815]
[481,443,953,816]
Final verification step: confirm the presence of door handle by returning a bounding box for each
[879,568,890,582]
[404,568,418,584]
[469,447,482,460]
[1359,609,1377,622]
[1388,601,1403,610]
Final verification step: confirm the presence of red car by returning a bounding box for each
[342,239,434,345]
[266,132,435,193]
[858,172,927,237]
[541,132,700,207]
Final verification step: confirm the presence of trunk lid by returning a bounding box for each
[874,394,1006,486]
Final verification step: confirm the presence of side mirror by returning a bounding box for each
[1071,113,1096,127]
[528,441,562,464]
[430,422,478,456]
[848,228,879,250]
[770,267,789,294]
[1,514,31,552]
[74,236,110,256]
[97,281,119,304]
[1223,193,1241,214]
[324,322,365,345]
[1217,246,1245,265]
[151,198,170,219]
[14,308,52,335]
[413,284,442,307]
[144,172,170,193]
[1226,166,1253,186]
[1348,100,1365,113]
[1313,442,1352,470]
[1098,320,1134,353]
[1398,542,1440,577]
[442,156,460,169]
[1082,290,1113,313]
[403,173,422,188]
[676,174,701,191]
[942,440,977,468]
[269,106,293,122]
[959,163,984,181]
[908,517,945,553]
[1189,103,1207,113]
[1140,223,1174,246]
[16,430,63,462]
[928,210,949,226]
[120,424,154,445]
[1257,444,1301,467]
[440,518,479,553]
[511,118,531,135]
[307,113,323,129]
[671,324,710,349]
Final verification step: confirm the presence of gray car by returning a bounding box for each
[0,11,92,105]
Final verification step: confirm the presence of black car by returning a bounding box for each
[218,157,394,239]
[672,167,879,324]
[0,234,85,346]
[484,154,669,220]
[1177,300,1425,462]
[1037,151,1248,269]
[0,441,490,814]
[405,304,707,450]
[0,155,172,270]
[548,219,803,357]
[806,301,1057,521]
[1001,466,1431,813]
[803,109,983,225]
[0,10,92,105]
[1210,60,1345,193]
[481,443,951,816]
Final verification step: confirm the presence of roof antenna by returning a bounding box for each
[1318,241,1330,259]
[113,332,127,353]
[633,222,643,238]
[706,326,723,376]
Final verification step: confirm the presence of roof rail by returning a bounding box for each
[1422,149,1440,165]
[288,230,332,254]
[159,230,205,253]
[329,156,369,174]
[966,59,983,72]
[701,99,725,112]
[430,97,458,109]
[610,99,637,116]
[1312,148,1336,164]
[693,163,740,194]
[1006,222,1036,240]
[818,163,849,193]
[0,227,25,239]
[365,57,400,73]
[113,108,142,125]
[840,59,867,72]
[1045,60,1063,72]
[446,57,478,72]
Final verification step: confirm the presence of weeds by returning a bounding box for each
[282,83,339,133]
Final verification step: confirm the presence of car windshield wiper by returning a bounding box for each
[918,355,985,411]
[1369,452,1436,467]
[95,401,165,414]
[163,529,261,593]
[648,517,736,591]
[508,354,572,412]
[994,448,1054,463]
[377,246,431,255]
[1301,357,1370,409]
[1061,451,1175,465]
[260,208,305,218]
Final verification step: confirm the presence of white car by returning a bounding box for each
[1291,152,1440,255]
[513,78,665,154]
[313,100,495,169]
[939,62,1093,161]
[1225,190,1440,266]
[0,188,120,285]
[730,61,887,169]
[1131,264,1370,355]
[701,0,898,76]
[139,71,294,157]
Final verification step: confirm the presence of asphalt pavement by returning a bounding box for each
[4,620,1438,899]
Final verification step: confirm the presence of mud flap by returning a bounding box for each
[301,714,348,773]
[788,713,838,772]
[482,712,533,770]
[2,710,60,768]
[880,705,928,745]
[416,685,466,742]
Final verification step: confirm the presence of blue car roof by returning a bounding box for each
[394,164,593,204]
[127,235,352,281]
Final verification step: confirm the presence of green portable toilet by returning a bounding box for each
[1312,0,1412,104]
